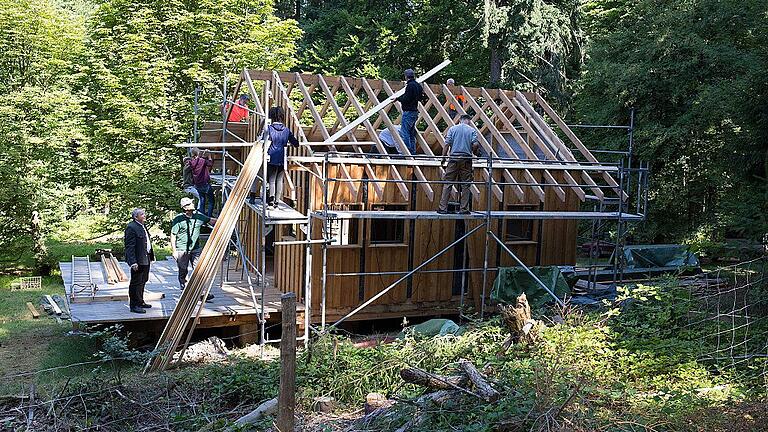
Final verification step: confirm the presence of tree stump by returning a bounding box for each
[498,293,538,356]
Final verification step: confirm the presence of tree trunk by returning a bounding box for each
[400,367,468,390]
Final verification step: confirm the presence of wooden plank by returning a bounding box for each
[26,302,39,319]
[323,60,450,144]
[358,78,435,202]
[70,291,165,304]
[44,295,62,315]
[147,141,266,372]
[338,76,410,201]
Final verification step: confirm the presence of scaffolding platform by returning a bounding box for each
[58,258,303,327]
[246,199,308,224]
[310,210,645,221]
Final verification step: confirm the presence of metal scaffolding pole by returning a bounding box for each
[489,231,566,307]
[328,222,487,330]
[480,155,493,319]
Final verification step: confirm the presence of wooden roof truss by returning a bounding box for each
[245,69,623,204]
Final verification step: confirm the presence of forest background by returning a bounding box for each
[1,0,766,269]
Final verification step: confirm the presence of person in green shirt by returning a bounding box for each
[171,197,218,301]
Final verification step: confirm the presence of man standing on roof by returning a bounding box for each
[249,106,299,208]
[171,197,218,302]
[437,115,480,215]
[395,68,427,154]
[224,94,250,123]
[124,208,154,314]
[189,147,215,216]
[446,78,466,120]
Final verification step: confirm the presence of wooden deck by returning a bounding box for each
[59,258,303,327]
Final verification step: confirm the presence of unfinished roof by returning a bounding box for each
[228,68,623,204]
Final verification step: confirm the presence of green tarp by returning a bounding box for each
[491,266,570,308]
[398,318,463,338]
[621,244,699,269]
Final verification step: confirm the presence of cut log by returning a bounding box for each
[365,392,392,414]
[458,359,499,402]
[400,367,468,390]
[312,396,335,413]
[234,397,278,426]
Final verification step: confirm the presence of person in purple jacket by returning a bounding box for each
[249,106,299,208]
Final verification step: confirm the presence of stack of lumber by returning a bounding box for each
[100,253,127,284]
[145,141,265,373]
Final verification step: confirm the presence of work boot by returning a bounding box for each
[200,293,215,302]
[248,193,256,205]
[130,306,146,314]
[140,303,152,308]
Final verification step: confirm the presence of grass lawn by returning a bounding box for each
[0,275,101,394]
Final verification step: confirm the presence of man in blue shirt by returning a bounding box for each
[438,115,480,214]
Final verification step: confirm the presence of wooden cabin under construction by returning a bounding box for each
[59,65,646,346]
[191,65,646,329]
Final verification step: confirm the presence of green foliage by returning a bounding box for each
[77,0,303,231]
[576,0,768,242]
[300,0,491,85]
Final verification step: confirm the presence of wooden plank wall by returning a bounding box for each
[308,164,580,320]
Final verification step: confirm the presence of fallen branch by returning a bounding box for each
[233,397,277,426]
[458,359,500,402]
[400,367,467,390]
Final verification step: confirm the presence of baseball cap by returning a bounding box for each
[180,197,195,210]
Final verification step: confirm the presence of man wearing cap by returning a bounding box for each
[171,197,218,301]
[395,68,427,154]
[124,208,155,314]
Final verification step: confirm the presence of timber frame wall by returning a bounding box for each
[184,68,649,332]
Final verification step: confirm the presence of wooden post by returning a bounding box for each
[278,292,297,431]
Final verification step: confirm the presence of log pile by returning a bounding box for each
[99,252,128,284]
[348,359,501,431]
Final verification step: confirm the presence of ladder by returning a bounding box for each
[70,255,96,301]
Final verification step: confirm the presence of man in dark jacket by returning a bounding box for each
[249,106,299,208]
[124,208,155,314]
[395,68,426,154]
[189,147,215,216]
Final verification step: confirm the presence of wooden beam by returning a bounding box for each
[293,73,359,199]
[461,87,545,202]
[339,76,410,201]
[441,85,524,200]
[480,88,565,201]
[318,75,384,200]
[359,78,435,202]
[322,60,451,144]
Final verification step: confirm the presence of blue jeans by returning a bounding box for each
[399,111,418,154]
[196,183,214,216]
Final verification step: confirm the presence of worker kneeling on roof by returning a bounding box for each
[171,197,218,302]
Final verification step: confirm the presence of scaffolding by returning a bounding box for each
[171,67,649,359]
